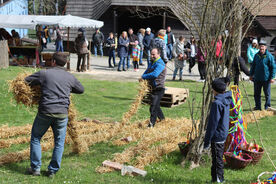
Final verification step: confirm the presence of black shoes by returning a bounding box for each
[46,171,55,178]
[253,107,261,111]
[27,168,40,176]
[148,122,155,128]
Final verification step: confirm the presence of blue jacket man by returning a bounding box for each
[250,42,276,110]
[142,48,166,127]
[204,77,232,183]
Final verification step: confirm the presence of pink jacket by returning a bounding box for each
[216,40,223,58]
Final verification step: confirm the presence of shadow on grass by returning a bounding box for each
[103,96,134,101]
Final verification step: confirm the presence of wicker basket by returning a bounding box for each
[178,142,191,157]
[241,147,264,164]
[224,152,252,169]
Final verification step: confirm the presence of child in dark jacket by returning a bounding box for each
[204,77,232,183]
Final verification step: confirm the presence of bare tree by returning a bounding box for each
[162,0,271,168]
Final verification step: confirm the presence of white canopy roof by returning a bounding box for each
[0,14,104,29]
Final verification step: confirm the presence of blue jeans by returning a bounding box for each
[108,49,116,66]
[30,113,68,173]
[254,81,271,110]
[139,49,143,65]
[94,44,103,57]
[56,40,63,52]
[173,67,183,79]
[127,50,132,69]
[145,49,151,66]
[167,44,173,60]
[118,56,127,70]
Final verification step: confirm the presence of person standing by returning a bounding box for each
[250,41,276,110]
[186,36,197,73]
[197,40,206,81]
[226,56,250,85]
[151,29,168,64]
[132,40,141,71]
[247,39,259,66]
[106,32,116,68]
[74,28,89,72]
[166,26,175,60]
[55,26,64,52]
[25,52,84,177]
[127,28,138,70]
[117,31,129,71]
[92,28,104,57]
[204,77,232,183]
[141,48,166,128]
[137,28,145,66]
[143,27,155,66]
[172,36,186,80]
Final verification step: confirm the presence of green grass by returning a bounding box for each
[0,66,276,184]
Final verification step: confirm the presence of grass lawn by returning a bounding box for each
[0,66,275,184]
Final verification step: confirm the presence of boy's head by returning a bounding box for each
[212,76,230,94]
[53,52,67,67]
[134,40,139,46]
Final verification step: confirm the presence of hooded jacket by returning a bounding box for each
[250,49,276,82]
[247,44,259,64]
[204,91,232,148]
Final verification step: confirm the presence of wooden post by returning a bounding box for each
[163,12,166,29]
[0,40,9,69]
[66,27,70,70]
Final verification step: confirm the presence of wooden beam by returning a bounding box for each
[163,12,166,29]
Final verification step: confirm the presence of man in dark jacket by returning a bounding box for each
[204,77,232,183]
[143,27,155,66]
[106,32,116,68]
[127,28,138,70]
[250,41,276,110]
[166,26,175,60]
[92,28,104,57]
[141,48,167,128]
[75,28,89,72]
[226,56,250,85]
[25,52,84,177]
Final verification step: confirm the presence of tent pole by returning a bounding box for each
[67,27,70,51]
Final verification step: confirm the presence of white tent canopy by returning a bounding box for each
[0,14,104,29]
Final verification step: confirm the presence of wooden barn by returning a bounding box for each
[66,0,194,41]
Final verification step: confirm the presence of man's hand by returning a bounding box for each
[270,79,274,83]
[138,78,143,82]
[250,76,253,81]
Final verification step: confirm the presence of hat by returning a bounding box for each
[146,27,151,32]
[259,40,267,46]
[53,52,67,66]
[212,77,228,93]
[252,39,258,44]
[78,28,85,33]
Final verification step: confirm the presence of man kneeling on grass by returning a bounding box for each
[25,52,84,177]
[141,48,167,128]
[204,77,231,183]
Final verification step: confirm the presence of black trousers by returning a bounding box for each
[211,142,224,183]
[150,88,165,125]
[198,62,206,80]
[133,61,139,69]
[77,54,86,72]
[189,57,196,70]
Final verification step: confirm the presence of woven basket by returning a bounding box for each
[224,152,252,169]
[241,147,264,164]
[178,142,191,157]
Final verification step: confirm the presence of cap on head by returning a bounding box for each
[252,39,258,44]
[212,78,227,93]
[146,27,151,32]
[259,40,267,46]
[53,52,67,66]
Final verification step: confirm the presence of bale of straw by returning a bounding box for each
[0,124,32,139]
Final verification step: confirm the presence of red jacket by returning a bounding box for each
[216,40,223,58]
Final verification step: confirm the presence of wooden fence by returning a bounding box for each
[0,40,9,69]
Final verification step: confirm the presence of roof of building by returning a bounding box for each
[256,16,276,30]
